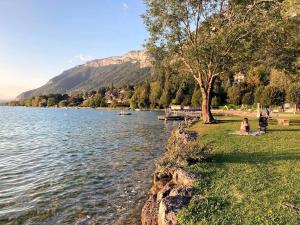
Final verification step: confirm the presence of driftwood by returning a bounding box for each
[282,202,300,213]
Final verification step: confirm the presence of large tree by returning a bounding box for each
[143,0,285,123]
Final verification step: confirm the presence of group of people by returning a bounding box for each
[240,108,270,134]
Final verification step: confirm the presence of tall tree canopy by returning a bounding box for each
[143,0,291,123]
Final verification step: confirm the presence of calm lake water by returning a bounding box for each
[0,107,174,225]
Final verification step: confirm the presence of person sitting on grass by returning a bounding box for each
[259,113,268,132]
[240,118,250,134]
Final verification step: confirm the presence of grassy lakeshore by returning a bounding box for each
[179,114,300,224]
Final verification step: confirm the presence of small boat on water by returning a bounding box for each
[119,111,132,116]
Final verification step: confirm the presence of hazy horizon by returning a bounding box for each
[0,0,148,100]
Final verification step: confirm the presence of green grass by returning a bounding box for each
[179,115,300,225]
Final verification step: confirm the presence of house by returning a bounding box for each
[233,72,245,84]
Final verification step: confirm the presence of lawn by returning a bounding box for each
[179,114,300,225]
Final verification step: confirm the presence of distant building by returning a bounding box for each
[183,106,191,110]
[170,105,182,111]
[233,72,245,84]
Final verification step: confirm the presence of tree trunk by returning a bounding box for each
[201,91,215,124]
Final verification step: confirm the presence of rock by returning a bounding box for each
[142,127,202,225]
[158,188,192,225]
[172,168,199,186]
[169,186,193,198]
[150,173,172,194]
[157,183,176,202]
[141,195,159,225]
[176,129,198,143]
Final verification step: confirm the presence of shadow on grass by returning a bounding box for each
[268,128,300,132]
[216,119,240,124]
[212,152,300,164]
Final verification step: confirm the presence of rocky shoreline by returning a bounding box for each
[141,126,209,225]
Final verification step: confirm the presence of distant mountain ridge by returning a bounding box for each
[16,50,151,100]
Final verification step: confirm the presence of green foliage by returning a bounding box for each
[261,86,286,107]
[242,92,254,105]
[211,97,221,108]
[130,94,138,109]
[143,0,291,122]
[246,65,270,86]
[132,83,150,108]
[254,86,265,104]
[191,88,202,108]
[47,97,58,107]
[58,100,68,107]
[227,86,242,105]
[159,89,171,108]
[269,69,291,90]
[149,81,162,108]
[287,83,300,105]
[174,88,184,105]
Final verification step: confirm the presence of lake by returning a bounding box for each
[0,107,174,225]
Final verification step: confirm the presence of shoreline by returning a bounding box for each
[141,125,204,225]
[0,105,165,112]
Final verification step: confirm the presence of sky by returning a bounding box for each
[0,0,148,100]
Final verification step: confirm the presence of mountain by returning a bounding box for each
[16,50,151,100]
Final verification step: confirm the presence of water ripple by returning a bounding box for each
[0,107,175,225]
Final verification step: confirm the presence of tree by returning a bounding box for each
[242,92,254,105]
[90,93,102,108]
[191,87,202,108]
[47,97,58,107]
[159,89,171,108]
[174,88,184,105]
[143,0,283,123]
[130,94,138,109]
[227,86,242,105]
[269,69,291,90]
[136,83,150,108]
[58,100,68,107]
[149,81,162,108]
[246,65,270,86]
[287,83,300,106]
[261,86,285,107]
[254,86,265,105]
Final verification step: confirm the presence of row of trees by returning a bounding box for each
[5,66,300,110]
[143,0,300,123]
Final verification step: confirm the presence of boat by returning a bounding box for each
[119,111,132,115]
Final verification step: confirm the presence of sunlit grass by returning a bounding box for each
[179,114,300,224]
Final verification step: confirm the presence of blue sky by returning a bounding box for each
[0,0,148,99]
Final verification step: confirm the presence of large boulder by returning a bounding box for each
[158,187,193,225]
[172,168,199,187]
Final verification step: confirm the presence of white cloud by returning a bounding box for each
[68,54,93,64]
[122,2,128,11]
